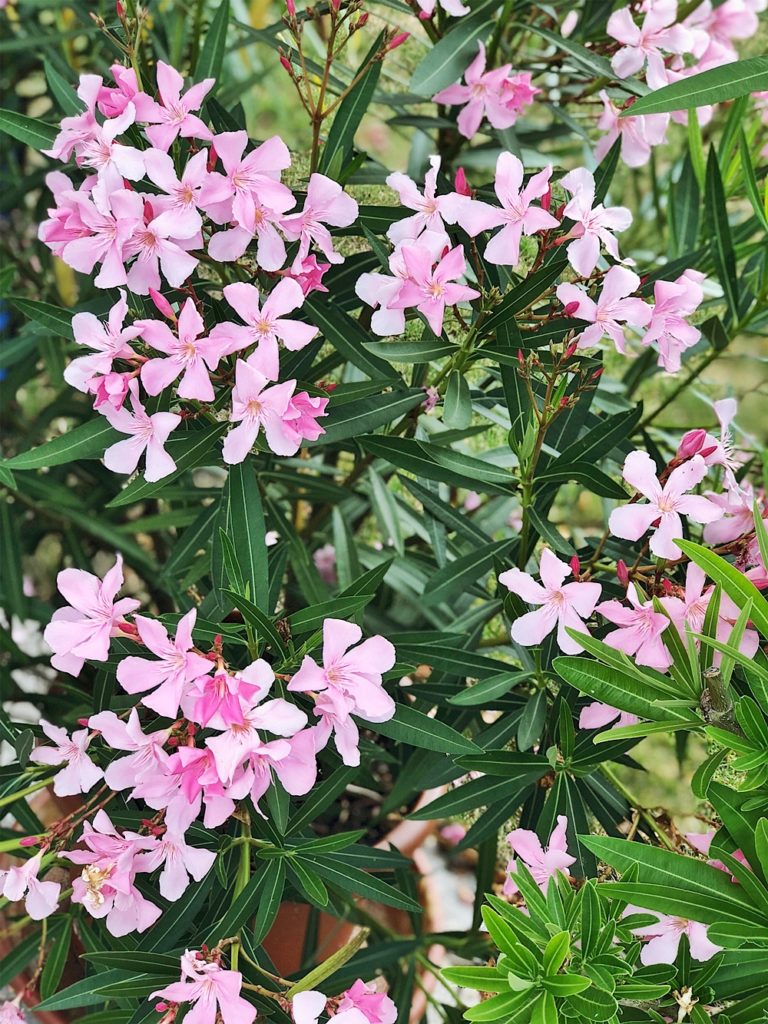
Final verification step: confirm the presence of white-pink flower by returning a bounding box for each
[116,609,213,718]
[609,451,722,559]
[143,148,209,239]
[414,0,468,18]
[578,702,640,731]
[390,243,480,336]
[338,980,397,1024]
[504,815,576,896]
[594,91,669,168]
[632,912,722,965]
[88,708,171,791]
[641,269,705,373]
[499,548,602,654]
[607,2,696,88]
[560,167,632,277]
[138,299,225,402]
[135,831,216,901]
[385,156,456,246]
[29,720,103,796]
[122,207,199,295]
[0,852,61,920]
[281,173,358,271]
[151,951,256,1024]
[102,380,182,482]
[143,62,214,151]
[596,583,672,671]
[291,990,369,1024]
[557,266,651,354]
[0,1002,25,1024]
[60,186,145,290]
[65,289,141,395]
[43,552,139,676]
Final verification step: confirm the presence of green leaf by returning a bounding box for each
[44,59,83,116]
[536,461,627,500]
[368,465,403,555]
[227,459,269,611]
[422,538,516,607]
[35,971,149,1012]
[542,931,570,975]
[252,858,286,945]
[303,296,399,380]
[704,147,739,322]
[287,594,373,633]
[302,854,421,912]
[195,0,230,81]
[676,539,768,638]
[374,702,481,755]
[440,966,509,992]
[444,370,472,429]
[627,55,768,115]
[483,255,569,334]
[448,671,530,706]
[308,390,423,447]
[287,857,329,906]
[561,985,617,1022]
[11,297,74,338]
[320,32,384,176]
[542,974,591,996]
[410,0,498,96]
[555,656,699,723]
[6,418,121,470]
[205,869,267,945]
[527,22,646,96]
[40,916,72,1000]
[0,108,57,150]
[224,590,287,660]
[458,750,549,777]
[361,434,515,494]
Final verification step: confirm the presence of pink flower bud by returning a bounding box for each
[677,428,706,459]
[207,144,217,172]
[357,11,368,26]
[454,167,471,196]
[591,367,604,380]
[662,577,673,594]
[143,200,155,222]
[541,185,552,212]
[78,717,89,727]
[148,288,176,321]
[286,0,296,14]
[116,0,125,16]
[419,8,431,18]
[700,444,718,459]
[563,300,580,316]
[19,836,39,847]
[616,560,629,587]
[565,340,578,359]
[388,31,409,51]
[280,54,292,72]
[570,555,580,577]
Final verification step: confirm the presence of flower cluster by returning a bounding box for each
[38,63,361,478]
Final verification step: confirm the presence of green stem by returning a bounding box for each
[0,777,56,810]
[230,817,252,971]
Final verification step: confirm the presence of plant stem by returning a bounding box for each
[600,764,676,851]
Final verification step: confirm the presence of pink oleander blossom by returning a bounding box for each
[210,279,318,379]
[135,746,236,833]
[29,720,103,796]
[704,484,757,545]
[142,62,214,151]
[499,548,602,654]
[184,658,274,730]
[607,2,696,89]
[560,168,632,277]
[65,289,141,393]
[88,708,170,790]
[355,231,447,336]
[286,254,331,296]
[96,65,153,120]
[0,852,61,920]
[152,951,256,1024]
[390,243,480,336]
[43,552,139,676]
[609,451,722,559]
[415,0,469,18]
[338,981,397,1024]
[143,148,209,239]
[557,266,651,354]
[122,206,199,295]
[433,43,539,139]
[632,913,722,965]
[281,173,358,271]
[291,990,370,1024]
[116,609,213,718]
[138,299,226,402]
[597,583,672,671]
[594,91,669,168]
[385,155,456,246]
[579,702,640,731]
[685,829,751,879]
[641,269,705,373]
[0,1002,25,1024]
[135,831,216,901]
[59,185,145,289]
[504,815,576,896]
[102,380,182,482]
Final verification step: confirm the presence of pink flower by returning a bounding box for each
[88,708,170,790]
[138,299,225,402]
[455,153,558,266]
[97,65,153,120]
[87,371,134,411]
[143,148,209,239]
[38,171,92,255]
[184,659,273,729]
[557,266,651,354]
[64,810,161,936]
[641,269,705,373]
[0,852,61,920]
[281,173,359,271]
[65,289,141,393]
[136,831,216,901]
[594,91,669,168]
[29,720,103,796]
[60,186,145,289]
[687,397,742,487]
[288,619,396,767]
[313,543,337,585]
[210,279,318,379]
[122,206,199,295]
[578,702,640,731]
[116,609,213,718]
[433,43,539,139]
[504,815,576,896]
[415,0,469,18]
[43,552,139,676]
[597,583,672,671]
[685,828,751,878]
[632,913,722,965]
[560,168,632,277]
[151,951,256,1024]
[355,231,447,336]
[390,243,480,336]
[703,484,756,545]
[0,1002,25,1024]
[102,380,182,481]
[607,2,696,88]
[499,548,602,654]
[143,62,214,151]
[338,980,397,1024]
[385,156,455,245]
[286,254,331,296]
[135,747,236,832]
[609,451,722,559]
[291,990,370,1024]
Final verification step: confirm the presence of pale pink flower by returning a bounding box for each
[607,2,696,88]
[65,289,141,393]
[116,609,213,718]
[632,913,722,965]
[557,266,651,354]
[135,747,236,833]
[291,990,369,1024]
[609,451,722,559]
[88,708,170,790]
[87,370,133,411]
[210,279,318,379]
[690,397,742,487]
[286,254,331,296]
[641,269,705,373]
[143,148,209,239]
[578,702,640,731]
[433,43,539,139]
[43,552,139,676]
[504,815,576,896]
[313,543,337,584]
[0,852,61,920]
[60,186,144,289]
[138,299,225,402]
[703,484,755,545]
[123,207,199,295]
[151,951,256,1024]
[143,62,214,151]
[415,0,469,18]
[594,91,669,168]
[29,720,103,796]
[0,1002,25,1024]
[136,831,216,901]
[685,829,751,878]
[338,981,397,1024]
[102,380,182,481]
[441,822,468,845]
[597,583,672,671]
[281,173,359,271]
[390,243,480,336]
[499,548,602,655]
[560,168,632,277]
[236,728,319,810]
[356,231,447,336]
[385,155,455,245]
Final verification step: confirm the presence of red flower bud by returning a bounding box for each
[286,0,296,14]
[591,367,604,380]
[454,167,471,196]
[677,428,707,459]
[699,444,718,459]
[563,300,580,317]
[19,836,40,847]
[280,54,292,72]
[662,577,673,594]
[357,11,368,26]
[388,31,409,51]
[143,200,155,222]
[78,717,89,727]
[541,185,552,212]
[116,0,125,16]
[565,340,578,359]
[207,144,218,173]
[616,560,629,587]
[570,555,580,577]
[517,349,525,366]
[331,0,341,9]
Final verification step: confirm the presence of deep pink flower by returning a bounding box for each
[0,852,61,920]
[578,702,640,731]
[135,831,216,901]
[97,65,154,120]
[29,720,103,796]
[210,279,318,378]
[38,171,92,255]
[287,391,329,445]
[632,913,722,965]
[609,451,722,559]
[152,951,256,1024]
[286,254,331,296]
[143,148,209,239]
[138,299,225,402]
[607,3,696,88]
[116,609,212,718]
[597,583,672,671]
[560,168,632,276]
[641,269,705,373]
[102,380,182,481]
[594,91,669,168]
[390,243,480,336]
[184,659,273,730]
[504,815,576,896]
[338,981,397,1024]
[557,266,651,354]
[499,548,602,654]
[65,289,141,394]
[281,173,358,271]
[43,552,139,676]
[143,62,215,151]
[87,370,134,411]
[88,708,170,790]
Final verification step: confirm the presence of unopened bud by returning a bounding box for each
[286,0,296,14]
[662,577,673,594]
[357,11,368,26]
[454,167,471,196]
[207,144,218,172]
[563,300,580,317]
[565,340,578,359]
[517,349,525,366]
[116,0,125,17]
[570,555,580,577]
[187,723,197,736]
[167,737,179,747]
[591,367,604,380]
[699,444,717,459]
[19,836,40,847]
[677,428,707,459]
[541,185,552,212]
[388,31,409,51]
[143,200,155,222]
[616,559,629,587]
[148,288,176,321]
[280,54,292,73]
[78,717,89,727]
